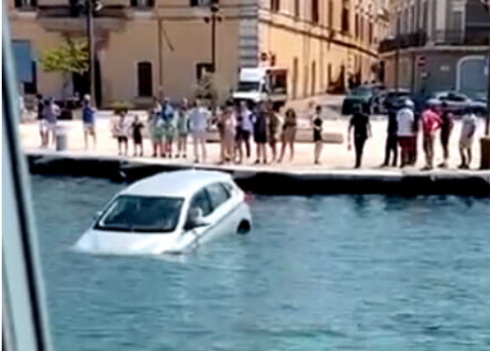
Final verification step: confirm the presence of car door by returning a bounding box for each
[203,182,235,241]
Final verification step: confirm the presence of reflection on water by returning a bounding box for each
[31,176,490,351]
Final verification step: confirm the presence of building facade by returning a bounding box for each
[380,0,490,97]
[8,0,386,107]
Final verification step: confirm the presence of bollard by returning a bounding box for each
[56,125,68,151]
[480,137,490,169]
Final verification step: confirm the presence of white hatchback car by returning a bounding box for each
[74,170,252,255]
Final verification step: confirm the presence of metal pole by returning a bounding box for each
[211,11,216,72]
[157,18,164,99]
[86,0,96,103]
[394,17,400,91]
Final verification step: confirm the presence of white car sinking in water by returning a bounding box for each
[74,170,252,255]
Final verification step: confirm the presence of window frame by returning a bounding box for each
[188,188,214,218]
[136,61,153,98]
[205,182,232,211]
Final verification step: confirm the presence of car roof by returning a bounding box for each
[121,170,233,198]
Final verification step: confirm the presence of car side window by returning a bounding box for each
[206,183,232,211]
[189,189,213,217]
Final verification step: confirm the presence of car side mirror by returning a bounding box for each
[185,216,210,231]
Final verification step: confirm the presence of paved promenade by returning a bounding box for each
[20,114,486,171]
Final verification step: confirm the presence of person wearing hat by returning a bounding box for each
[82,94,97,149]
[396,99,415,167]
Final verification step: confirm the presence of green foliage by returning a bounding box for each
[39,39,89,75]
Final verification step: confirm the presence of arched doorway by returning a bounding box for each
[456,55,486,94]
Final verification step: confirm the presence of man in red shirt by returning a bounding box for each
[421,103,441,170]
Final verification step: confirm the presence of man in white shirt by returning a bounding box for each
[188,99,211,163]
[459,107,478,169]
[396,99,415,167]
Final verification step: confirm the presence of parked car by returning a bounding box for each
[342,85,376,115]
[74,170,253,255]
[382,89,412,113]
[426,91,473,116]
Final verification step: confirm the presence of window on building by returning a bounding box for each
[355,14,359,39]
[328,0,334,29]
[23,61,37,95]
[271,0,280,12]
[341,0,350,33]
[312,0,319,23]
[131,0,154,8]
[137,62,153,97]
[14,0,37,9]
[294,0,300,17]
[292,57,298,99]
[368,21,373,44]
[196,62,213,81]
[311,61,316,95]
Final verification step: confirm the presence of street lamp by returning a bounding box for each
[77,0,102,103]
[203,0,222,73]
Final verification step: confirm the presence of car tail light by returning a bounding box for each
[244,192,253,203]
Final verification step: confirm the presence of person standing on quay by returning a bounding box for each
[113,109,130,156]
[36,94,48,147]
[253,101,269,164]
[278,108,297,163]
[161,97,175,157]
[82,95,97,150]
[268,104,283,163]
[44,97,60,147]
[458,107,478,169]
[219,101,236,164]
[149,97,163,157]
[131,114,144,157]
[312,105,323,165]
[189,99,211,163]
[176,98,190,158]
[235,100,253,164]
[420,103,441,170]
[348,104,371,168]
[382,108,398,167]
[396,99,415,167]
[438,102,454,168]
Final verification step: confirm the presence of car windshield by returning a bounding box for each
[95,195,184,233]
[350,87,372,97]
[237,81,261,92]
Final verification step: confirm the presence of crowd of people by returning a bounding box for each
[387,99,478,170]
[34,93,480,170]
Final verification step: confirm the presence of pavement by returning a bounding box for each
[20,113,486,171]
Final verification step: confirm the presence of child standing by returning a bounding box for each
[113,109,130,156]
[176,99,190,158]
[132,115,144,157]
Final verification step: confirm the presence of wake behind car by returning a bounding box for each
[74,170,252,255]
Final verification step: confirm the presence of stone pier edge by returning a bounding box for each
[26,152,490,196]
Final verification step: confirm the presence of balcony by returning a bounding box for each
[37,4,129,32]
[433,29,490,46]
[379,31,427,53]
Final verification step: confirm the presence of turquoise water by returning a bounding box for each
[32,176,490,351]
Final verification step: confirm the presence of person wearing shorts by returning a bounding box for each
[44,97,60,147]
[458,108,477,169]
[438,102,454,168]
[113,109,130,156]
[253,102,268,164]
[312,106,323,165]
[176,98,190,158]
[235,100,253,163]
[268,105,283,163]
[82,95,97,149]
